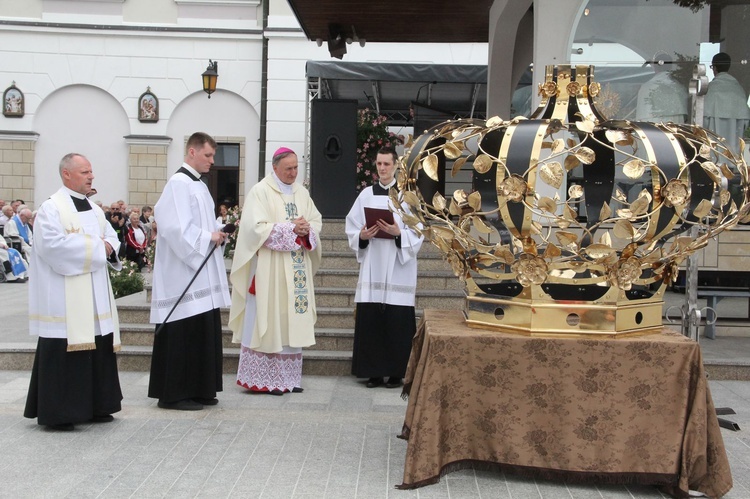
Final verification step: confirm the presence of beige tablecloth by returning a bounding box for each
[399,309,732,498]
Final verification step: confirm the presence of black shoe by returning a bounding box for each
[90,414,114,423]
[47,423,74,431]
[157,399,203,411]
[292,387,304,393]
[385,377,402,388]
[192,397,218,406]
[366,377,384,388]
[267,389,285,396]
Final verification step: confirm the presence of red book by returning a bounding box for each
[364,207,395,239]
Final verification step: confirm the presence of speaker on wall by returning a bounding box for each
[310,99,358,218]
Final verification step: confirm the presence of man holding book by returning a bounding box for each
[345,146,423,389]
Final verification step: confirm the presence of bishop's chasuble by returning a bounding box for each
[229,174,322,391]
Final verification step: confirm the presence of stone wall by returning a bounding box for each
[0,133,38,208]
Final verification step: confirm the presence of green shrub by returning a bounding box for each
[109,259,144,298]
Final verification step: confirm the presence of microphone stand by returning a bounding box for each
[154,224,234,336]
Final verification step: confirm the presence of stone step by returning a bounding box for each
[114,346,351,376]
[314,269,462,290]
[320,251,450,272]
[318,233,444,256]
[119,323,354,351]
[314,287,465,309]
[1,342,746,379]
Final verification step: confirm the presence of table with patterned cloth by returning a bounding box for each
[398,309,732,498]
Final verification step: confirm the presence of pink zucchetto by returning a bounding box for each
[273,147,295,158]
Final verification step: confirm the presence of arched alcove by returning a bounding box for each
[166,89,259,203]
[33,85,130,203]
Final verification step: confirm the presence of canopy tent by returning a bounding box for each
[306,61,488,125]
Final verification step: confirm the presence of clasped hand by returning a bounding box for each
[293,216,310,237]
[360,219,400,240]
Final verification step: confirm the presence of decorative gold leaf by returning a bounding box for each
[486,116,504,127]
[444,142,462,159]
[585,244,616,259]
[564,204,578,221]
[599,231,612,247]
[719,163,735,180]
[551,139,565,154]
[575,120,595,134]
[522,238,538,255]
[539,161,563,189]
[630,195,650,216]
[449,199,461,216]
[473,216,492,234]
[494,246,515,264]
[450,156,468,178]
[605,129,632,146]
[675,236,693,251]
[599,202,612,220]
[574,147,596,164]
[641,248,662,264]
[541,141,553,150]
[701,161,720,182]
[530,221,543,235]
[616,208,634,219]
[403,190,421,209]
[564,155,580,171]
[453,189,468,205]
[567,138,577,148]
[468,191,482,212]
[614,188,627,202]
[432,192,447,211]
[693,199,713,218]
[623,159,645,179]
[421,154,439,181]
[614,219,635,239]
[720,189,731,207]
[543,243,562,259]
[402,213,420,227]
[556,231,579,247]
[568,184,583,199]
[473,154,493,174]
[699,144,710,157]
[538,196,557,213]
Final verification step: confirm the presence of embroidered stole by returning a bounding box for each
[49,191,121,352]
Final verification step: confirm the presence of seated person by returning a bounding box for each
[4,207,33,262]
[0,238,28,283]
[125,212,148,270]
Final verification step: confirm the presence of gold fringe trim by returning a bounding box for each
[66,342,96,352]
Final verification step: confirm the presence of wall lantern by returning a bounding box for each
[202,60,218,98]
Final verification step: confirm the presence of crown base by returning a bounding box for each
[465,294,664,338]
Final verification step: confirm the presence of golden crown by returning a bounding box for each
[391,65,750,337]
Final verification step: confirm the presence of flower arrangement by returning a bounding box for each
[108,259,144,298]
[356,109,401,191]
[224,205,241,258]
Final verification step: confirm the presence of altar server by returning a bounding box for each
[229,147,322,395]
[345,146,423,389]
[149,132,230,411]
[24,153,123,431]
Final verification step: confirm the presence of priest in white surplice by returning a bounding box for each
[149,132,230,411]
[345,147,423,389]
[703,52,750,156]
[24,153,123,431]
[229,147,322,395]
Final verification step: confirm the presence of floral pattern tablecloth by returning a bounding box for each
[398,309,732,498]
